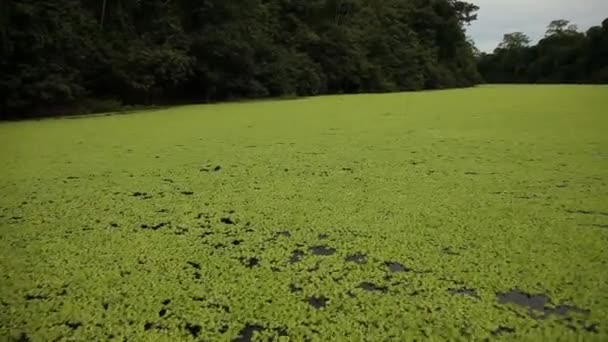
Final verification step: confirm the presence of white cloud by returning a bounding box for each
[466,0,608,52]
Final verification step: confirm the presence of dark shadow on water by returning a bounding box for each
[496,289,590,319]
[358,282,388,293]
[345,252,367,264]
[241,257,259,268]
[307,296,329,309]
[185,323,202,338]
[233,324,264,342]
[65,321,82,330]
[566,209,608,217]
[221,217,236,225]
[289,283,303,293]
[289,250,305,263]
[491,326,515,336]
[309,245,336,256]
[385,261,410,273]
[144,322,162,331]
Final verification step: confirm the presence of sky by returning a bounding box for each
[467,0,608,52]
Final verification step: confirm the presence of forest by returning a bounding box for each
[0,0,480,118]
[478,18,608,84]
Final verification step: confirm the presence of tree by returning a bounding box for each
[478,17,608,84]
[497,32,531,50]
[545,19,578,36]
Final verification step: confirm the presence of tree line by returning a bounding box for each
[478,18,608,84]
[0,0,480,119]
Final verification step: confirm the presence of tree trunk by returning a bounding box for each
[100,0,108,30]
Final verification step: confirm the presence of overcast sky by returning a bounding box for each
[466,0,608,52]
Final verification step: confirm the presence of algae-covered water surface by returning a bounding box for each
[1,85,607,341]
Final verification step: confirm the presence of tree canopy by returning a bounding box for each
[0,0,482,119]
[478,18,608,84]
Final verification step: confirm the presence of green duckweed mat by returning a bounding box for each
[1,85,607,341]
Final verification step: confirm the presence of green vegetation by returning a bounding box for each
[478,18,608,84]
[1,85,607,341]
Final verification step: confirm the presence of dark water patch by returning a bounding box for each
[358,282,388,293]
[232,239,244,246]
[491,326,515,336]
[385,261,410,273]
[65,321,82,330]
[144,322,161,331]
[181,191,194,196]
[214,166,222,172]
[449,287,479,299]
[307,296,329,309]
[309,245,335,256]
[442,246,459,255]
[278,231,291,238]
[345,252,367,264]
[185,323,202,337]
[497,290,549,313]
[289,283,303,293]
[585,323,599,333]
[102,301,109,310]
[221,217,235,225]
[24,294,48,301]
[241,257,259,268]
[496,290,590,319]
[464,172,479,175]
[567,209,608,217]
[109,222,119,228]
[162,299,171,305]
[580,224,608,229]
[141,222,168,230]
[551,304,590,317]
[187,261,201,269]
[159,308,167,317]
[175,226,189,235]
[289,250,305,263]
[12,333,30,342]
[233,324,264,342]
[274,327,289,337]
